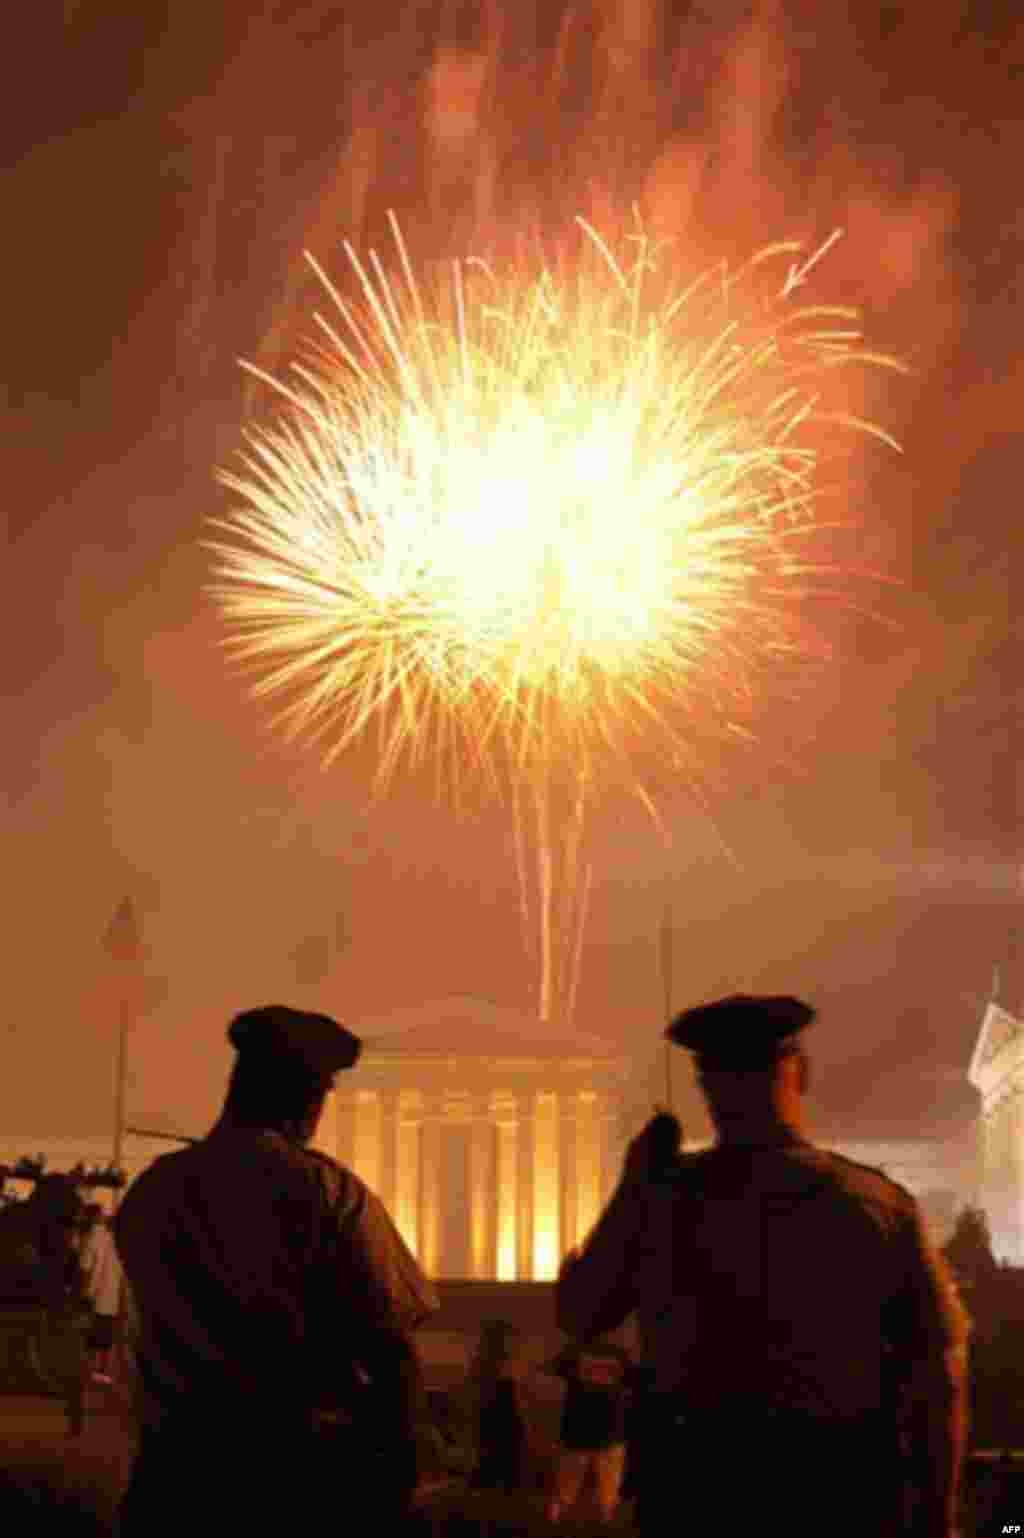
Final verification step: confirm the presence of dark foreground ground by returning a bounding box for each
[3,1394,1024,1537]
[0,1385,641,1537]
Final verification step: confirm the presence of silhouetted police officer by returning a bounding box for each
[556,996,968,1538]
[114,1005,438,1534]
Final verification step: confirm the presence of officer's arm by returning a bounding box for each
[555,1176,647,1340]
[334,1176,439,1332]
[889,1201,970,1538]
[324,1179,437,1441]
[354,1326,423,1434]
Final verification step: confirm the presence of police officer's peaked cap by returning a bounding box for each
[666,994,814,1070]
[228,1005,362,1075]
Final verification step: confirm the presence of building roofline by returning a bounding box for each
[354,994,621,1058]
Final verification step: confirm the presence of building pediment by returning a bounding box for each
[969,1001,1024,1095]
[354,995,621,1061]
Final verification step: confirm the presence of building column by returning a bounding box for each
[377,1088,399,1220]
[533,1091,560,1280]
[991,1092,1009,1259]
[1001,1091,1017,1263]
[419,1105,442,1281]
[979,1101,999,1253]
[353,1090,381,1195]
[559,1096,577,1265]
[981,1086,1017,1264]
[440,1094,471,1280]
[469,1101,496,1279]
[574,1091,600,1247]
[516,1092,535,1282]
[394,1091,422,1260]
[494,1095,518,1282]
[1009,1082,1024,1265]
[598,1095,623,1208]
[335,1089,358,1170]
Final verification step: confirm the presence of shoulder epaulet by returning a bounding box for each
[822,1149,916,1206]
[301,1144,343,1175]
[299,1145,365,1209]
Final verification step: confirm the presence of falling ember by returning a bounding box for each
[207,214,901,1024]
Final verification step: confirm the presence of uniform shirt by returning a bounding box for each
[114,1121,439,1430]
[556,1133,968,1418]
[548,1343,632,1449]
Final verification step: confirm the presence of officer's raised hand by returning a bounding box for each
[622,1109,683,1184]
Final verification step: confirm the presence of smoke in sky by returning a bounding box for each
[4,1,1019,1141]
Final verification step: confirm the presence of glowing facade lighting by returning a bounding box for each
[532,1092,560,1280]
[495,1118,518,1281]
[574,1090,600,1247]
[394,1092,421,1256]
[353,1089,381,1195]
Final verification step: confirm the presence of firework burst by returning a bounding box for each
[208,215,900,1022]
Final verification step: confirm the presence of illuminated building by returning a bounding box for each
[9,982,1019,1267]
[969,991,1024,1264]
[312,997,629,1280]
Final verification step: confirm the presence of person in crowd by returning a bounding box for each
[555,994,969,1538]
[76,1205,122,1386]
[0,1173,91,1432]
[419,1388,476,1480]
[0,1174,86,1312]
[467,1319,533,1495]
[113,1004,439,1533]
[543,1337,634,1524]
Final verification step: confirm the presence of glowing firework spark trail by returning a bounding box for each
[208,215,900,1024]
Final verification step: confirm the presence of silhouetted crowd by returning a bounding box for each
[0,999,973,1536]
